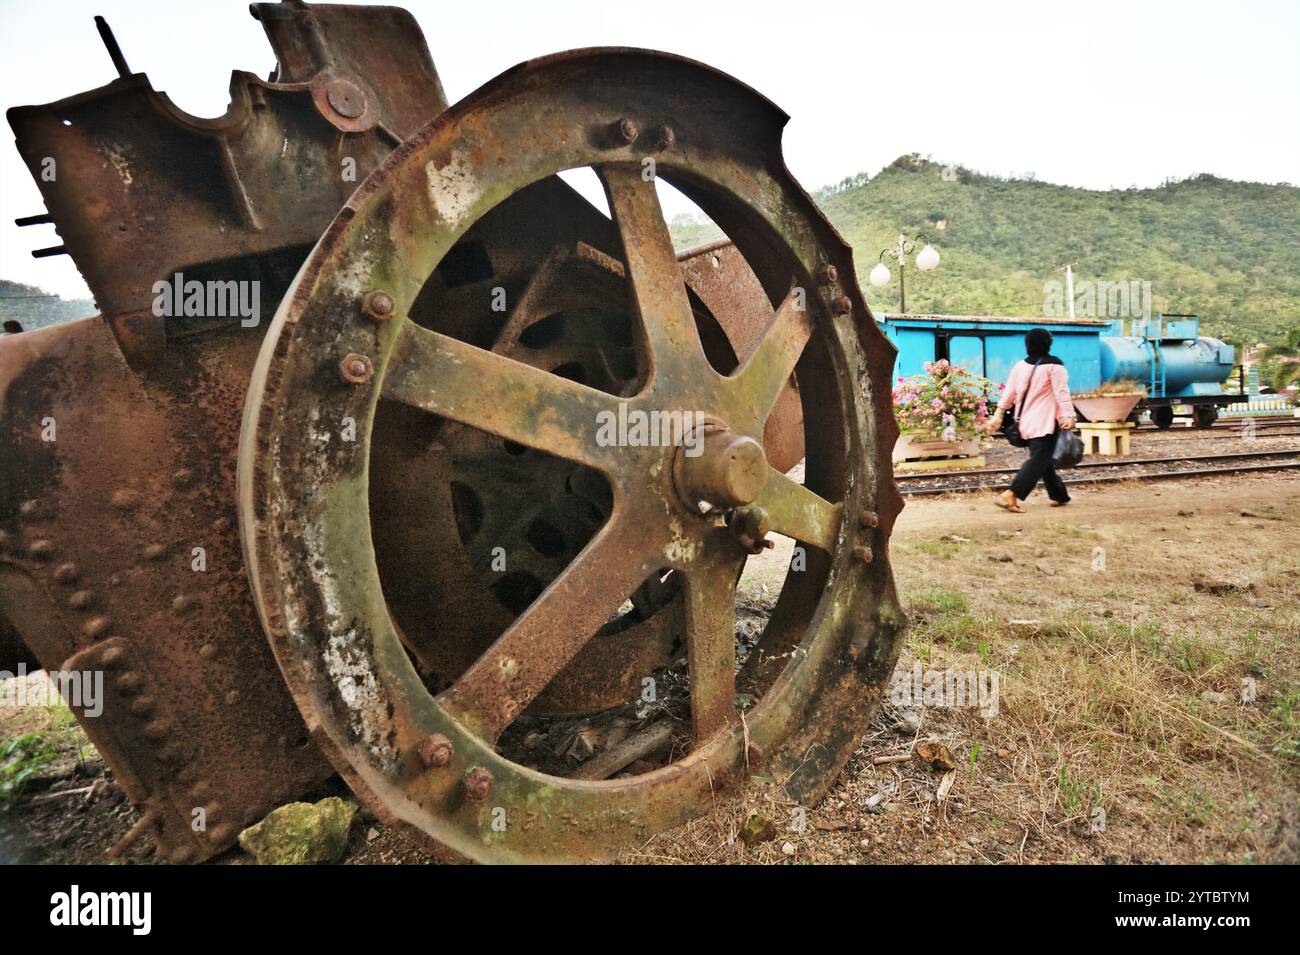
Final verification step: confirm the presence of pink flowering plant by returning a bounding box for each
[892,359,996,441]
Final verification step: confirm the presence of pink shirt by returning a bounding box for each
[997,360,1073,440]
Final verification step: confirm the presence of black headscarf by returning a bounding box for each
[1025,327,1063,365]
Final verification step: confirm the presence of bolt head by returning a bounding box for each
[361,289,395,321]
[27,539,55,559]
[463,767,493,802]
[338,353,374,384]
[418,733,454,768]
[653,124,675,150]
[852,545,874,564]
[732,505,773,555]
[859,510,879,528]
[816,264,838,286]
[832,296,853,316]
[614,117,639,145]
[116,671,142,694]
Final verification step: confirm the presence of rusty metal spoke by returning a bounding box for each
[732,284,814,416]
[682,546,744,743]
[437,519,658,741]
[754,467,842,553]
[384,323,622,471]
[598,164,708,384]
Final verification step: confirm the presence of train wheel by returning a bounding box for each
[1192,406,1219,428]
[237,50,908,862]
[1152,406,1175,430]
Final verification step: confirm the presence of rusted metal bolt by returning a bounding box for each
[852,545,874,564]
[732,505,774,555]
[463,766,493,802]
[612,117,639,145]
[361,289,395,322]
[116,671,142,694]
[816,264,838,286]
[653,124,675,150]
[27,539,55,559]
[418,733,454,768]
[859,510,879,528]
[832,296,853,316]
[338,352,374,384]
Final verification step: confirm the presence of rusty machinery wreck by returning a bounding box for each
[0,1,908,863]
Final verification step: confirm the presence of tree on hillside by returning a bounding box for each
[1261,327,1300,391]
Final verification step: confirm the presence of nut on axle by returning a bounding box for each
[732,505,774,554]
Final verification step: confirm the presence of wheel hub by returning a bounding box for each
[673,421,767,512]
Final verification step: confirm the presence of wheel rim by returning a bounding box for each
[238,49,907,863]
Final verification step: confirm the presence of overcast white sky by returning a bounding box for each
[1,0,1297,300]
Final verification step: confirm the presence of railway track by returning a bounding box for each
[897,447,1300,496]
[1133,415,1296,433]
[1140,427,1300,442]
[985,418,1300,446]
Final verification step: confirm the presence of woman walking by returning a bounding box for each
[984,328,1076,512]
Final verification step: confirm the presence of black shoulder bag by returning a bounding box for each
[1000,359,1040,448]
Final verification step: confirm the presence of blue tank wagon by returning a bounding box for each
[877,312,1245,428]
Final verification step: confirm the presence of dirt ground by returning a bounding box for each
[3,469,1298,864]
[655,468,1300,864]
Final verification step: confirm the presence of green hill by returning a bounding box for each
[0,280,95,331]
[6,158,1297,350]
[673,155,1300,349]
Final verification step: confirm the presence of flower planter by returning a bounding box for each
[892,359,995,469]
[1072,394,1142,423]
[893,432,982,464]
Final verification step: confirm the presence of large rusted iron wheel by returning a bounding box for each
[238,49,907,863]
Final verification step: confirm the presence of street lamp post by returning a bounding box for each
[1051,261,1078,321]
[869,233,940,314]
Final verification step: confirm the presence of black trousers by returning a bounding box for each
[1011,431,1070,503]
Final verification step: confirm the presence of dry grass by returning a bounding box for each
[630,472,1300,864]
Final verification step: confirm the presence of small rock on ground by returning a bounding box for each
[238,796,358,865]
